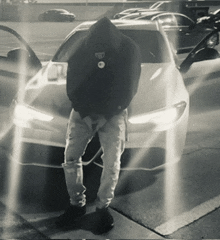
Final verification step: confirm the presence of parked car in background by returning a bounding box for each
[149,1,173,11]
[197,9,220,29]
[38,9,76,22]
[113,8,150,19]
[6,19,190,170]
[113,1,175,19]
[121,11,219,54]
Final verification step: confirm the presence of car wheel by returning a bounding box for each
[194,48,220,62]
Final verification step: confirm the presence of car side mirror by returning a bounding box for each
[179,48,220,73]
[193,48,220,62]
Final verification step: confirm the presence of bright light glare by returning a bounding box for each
[14,105,53,122]
[164,128,182,225]
[150,68,162,81]
[128,107,177,125]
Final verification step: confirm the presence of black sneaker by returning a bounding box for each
[55,205,86,228]
[91,207,114,235]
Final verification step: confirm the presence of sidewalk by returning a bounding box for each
[0,199,163,239]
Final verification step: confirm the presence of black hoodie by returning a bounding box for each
[67,17,141,119]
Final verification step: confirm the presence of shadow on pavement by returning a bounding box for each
[0,144,164,214]
[0,201,48,239]
[25,211,112,237]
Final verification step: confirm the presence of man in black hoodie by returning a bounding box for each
[56,17,141,234]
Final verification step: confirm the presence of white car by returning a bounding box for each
[7,20,190,170]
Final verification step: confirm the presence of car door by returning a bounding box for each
[0,25,41,107]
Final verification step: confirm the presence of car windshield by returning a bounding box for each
[137,15,155,20]
[57,10,68,13]
[53,29,171,63]
[121,12,161,20]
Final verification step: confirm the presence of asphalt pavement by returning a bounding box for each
[0,144,163,239]
[1,108,220,239]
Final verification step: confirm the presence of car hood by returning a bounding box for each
[128,62,180,116]
[23,61,180,120]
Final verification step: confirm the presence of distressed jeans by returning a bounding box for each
[63,109,126,209]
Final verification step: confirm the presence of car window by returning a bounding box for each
[122,14,140,20]
[174,15,194,27]
[48,10,57,14]
[53,30,88,61]
[53,29,171,63]
[55,10,67,14]
[137,14,154,20]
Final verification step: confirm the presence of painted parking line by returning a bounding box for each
[155,194,220,236]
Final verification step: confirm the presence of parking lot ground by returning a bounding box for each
[17,204,163,239]
[1,146,220,239]
[169,205,220,239]
[0,145,162,239]
[0,200,48,239]
[1,99,220,239]
[0,197,163,239]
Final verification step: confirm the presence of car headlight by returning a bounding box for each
[128,101,187,129]
[14,104,53,128]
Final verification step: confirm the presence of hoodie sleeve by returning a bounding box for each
[66,42,95,105]
[114,37,142,110]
